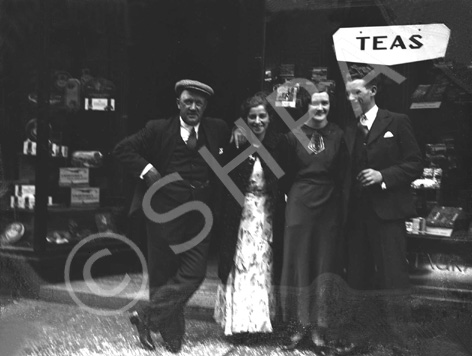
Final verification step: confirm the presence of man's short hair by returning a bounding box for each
[347,63,379,88]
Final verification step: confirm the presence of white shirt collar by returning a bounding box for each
[360,105,378,131]
[180,117,199,139]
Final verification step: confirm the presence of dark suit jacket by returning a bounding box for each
[343,109,423,221]
[114,115,230,216]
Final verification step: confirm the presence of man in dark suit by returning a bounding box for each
[342,64,423,354]
[114,79,230,353]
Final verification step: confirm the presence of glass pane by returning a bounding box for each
[264,0,472,218]
[0,0,129,253]
[264,0,472,297]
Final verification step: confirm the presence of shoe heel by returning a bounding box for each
[129,314,139,326]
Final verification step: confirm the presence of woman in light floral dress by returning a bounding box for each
[214,93,286,341]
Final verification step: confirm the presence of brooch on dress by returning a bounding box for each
[307,132,325,154]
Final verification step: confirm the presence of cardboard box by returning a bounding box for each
[15,184,35,197]
[59,168,89,186]
[70,187,100,206]
[84,98,115,111]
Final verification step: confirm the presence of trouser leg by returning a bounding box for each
[146,236,210,331]
[138,183,211,331]
[142,204,210,333]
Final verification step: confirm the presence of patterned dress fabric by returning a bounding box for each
[214,157,274,335]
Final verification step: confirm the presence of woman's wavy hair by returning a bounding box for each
[297,82,335,116]
[240,91,272,120]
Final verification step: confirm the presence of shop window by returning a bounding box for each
[263,0,472,299]
[0,0,130,262]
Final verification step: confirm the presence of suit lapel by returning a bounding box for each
[367,109,392,145]
[160,116,180,172]
[200,118,218,156]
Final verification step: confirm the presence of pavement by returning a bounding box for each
[1,294,472,356]
[1,259,472,355]
[37,259,221,318]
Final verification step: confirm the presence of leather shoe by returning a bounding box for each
[159,314,184,353]
[160,329,182,353]
[227,333,250,345]
[163,337,182,353]
[129,311,155,351]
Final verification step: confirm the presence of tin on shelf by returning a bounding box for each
[412,218,420,234]
[405,220,413,233]
[433,168,443,184]
[418,217,426,234]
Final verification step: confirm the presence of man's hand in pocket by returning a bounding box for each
[144,167,161,188]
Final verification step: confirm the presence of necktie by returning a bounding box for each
[187,127,197,150]
[357,115,369,138]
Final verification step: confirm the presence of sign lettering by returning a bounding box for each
[334,24,450,65]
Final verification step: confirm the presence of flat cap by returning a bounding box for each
[175,79,214,97]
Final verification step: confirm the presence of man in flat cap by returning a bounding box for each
[114,79,230,353]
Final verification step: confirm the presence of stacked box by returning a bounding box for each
[59,167,100,206]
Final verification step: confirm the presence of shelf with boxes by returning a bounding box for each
[408,135,472,239]
[41,152,125,247]
[1,109,126,253]
[1,179,127,251]
[404,72,472,301]
[0,0,130,264]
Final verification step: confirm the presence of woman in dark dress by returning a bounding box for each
[279,84,349,353]
[214,93,286,338]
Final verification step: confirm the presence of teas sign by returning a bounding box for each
[333,24,450,65]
